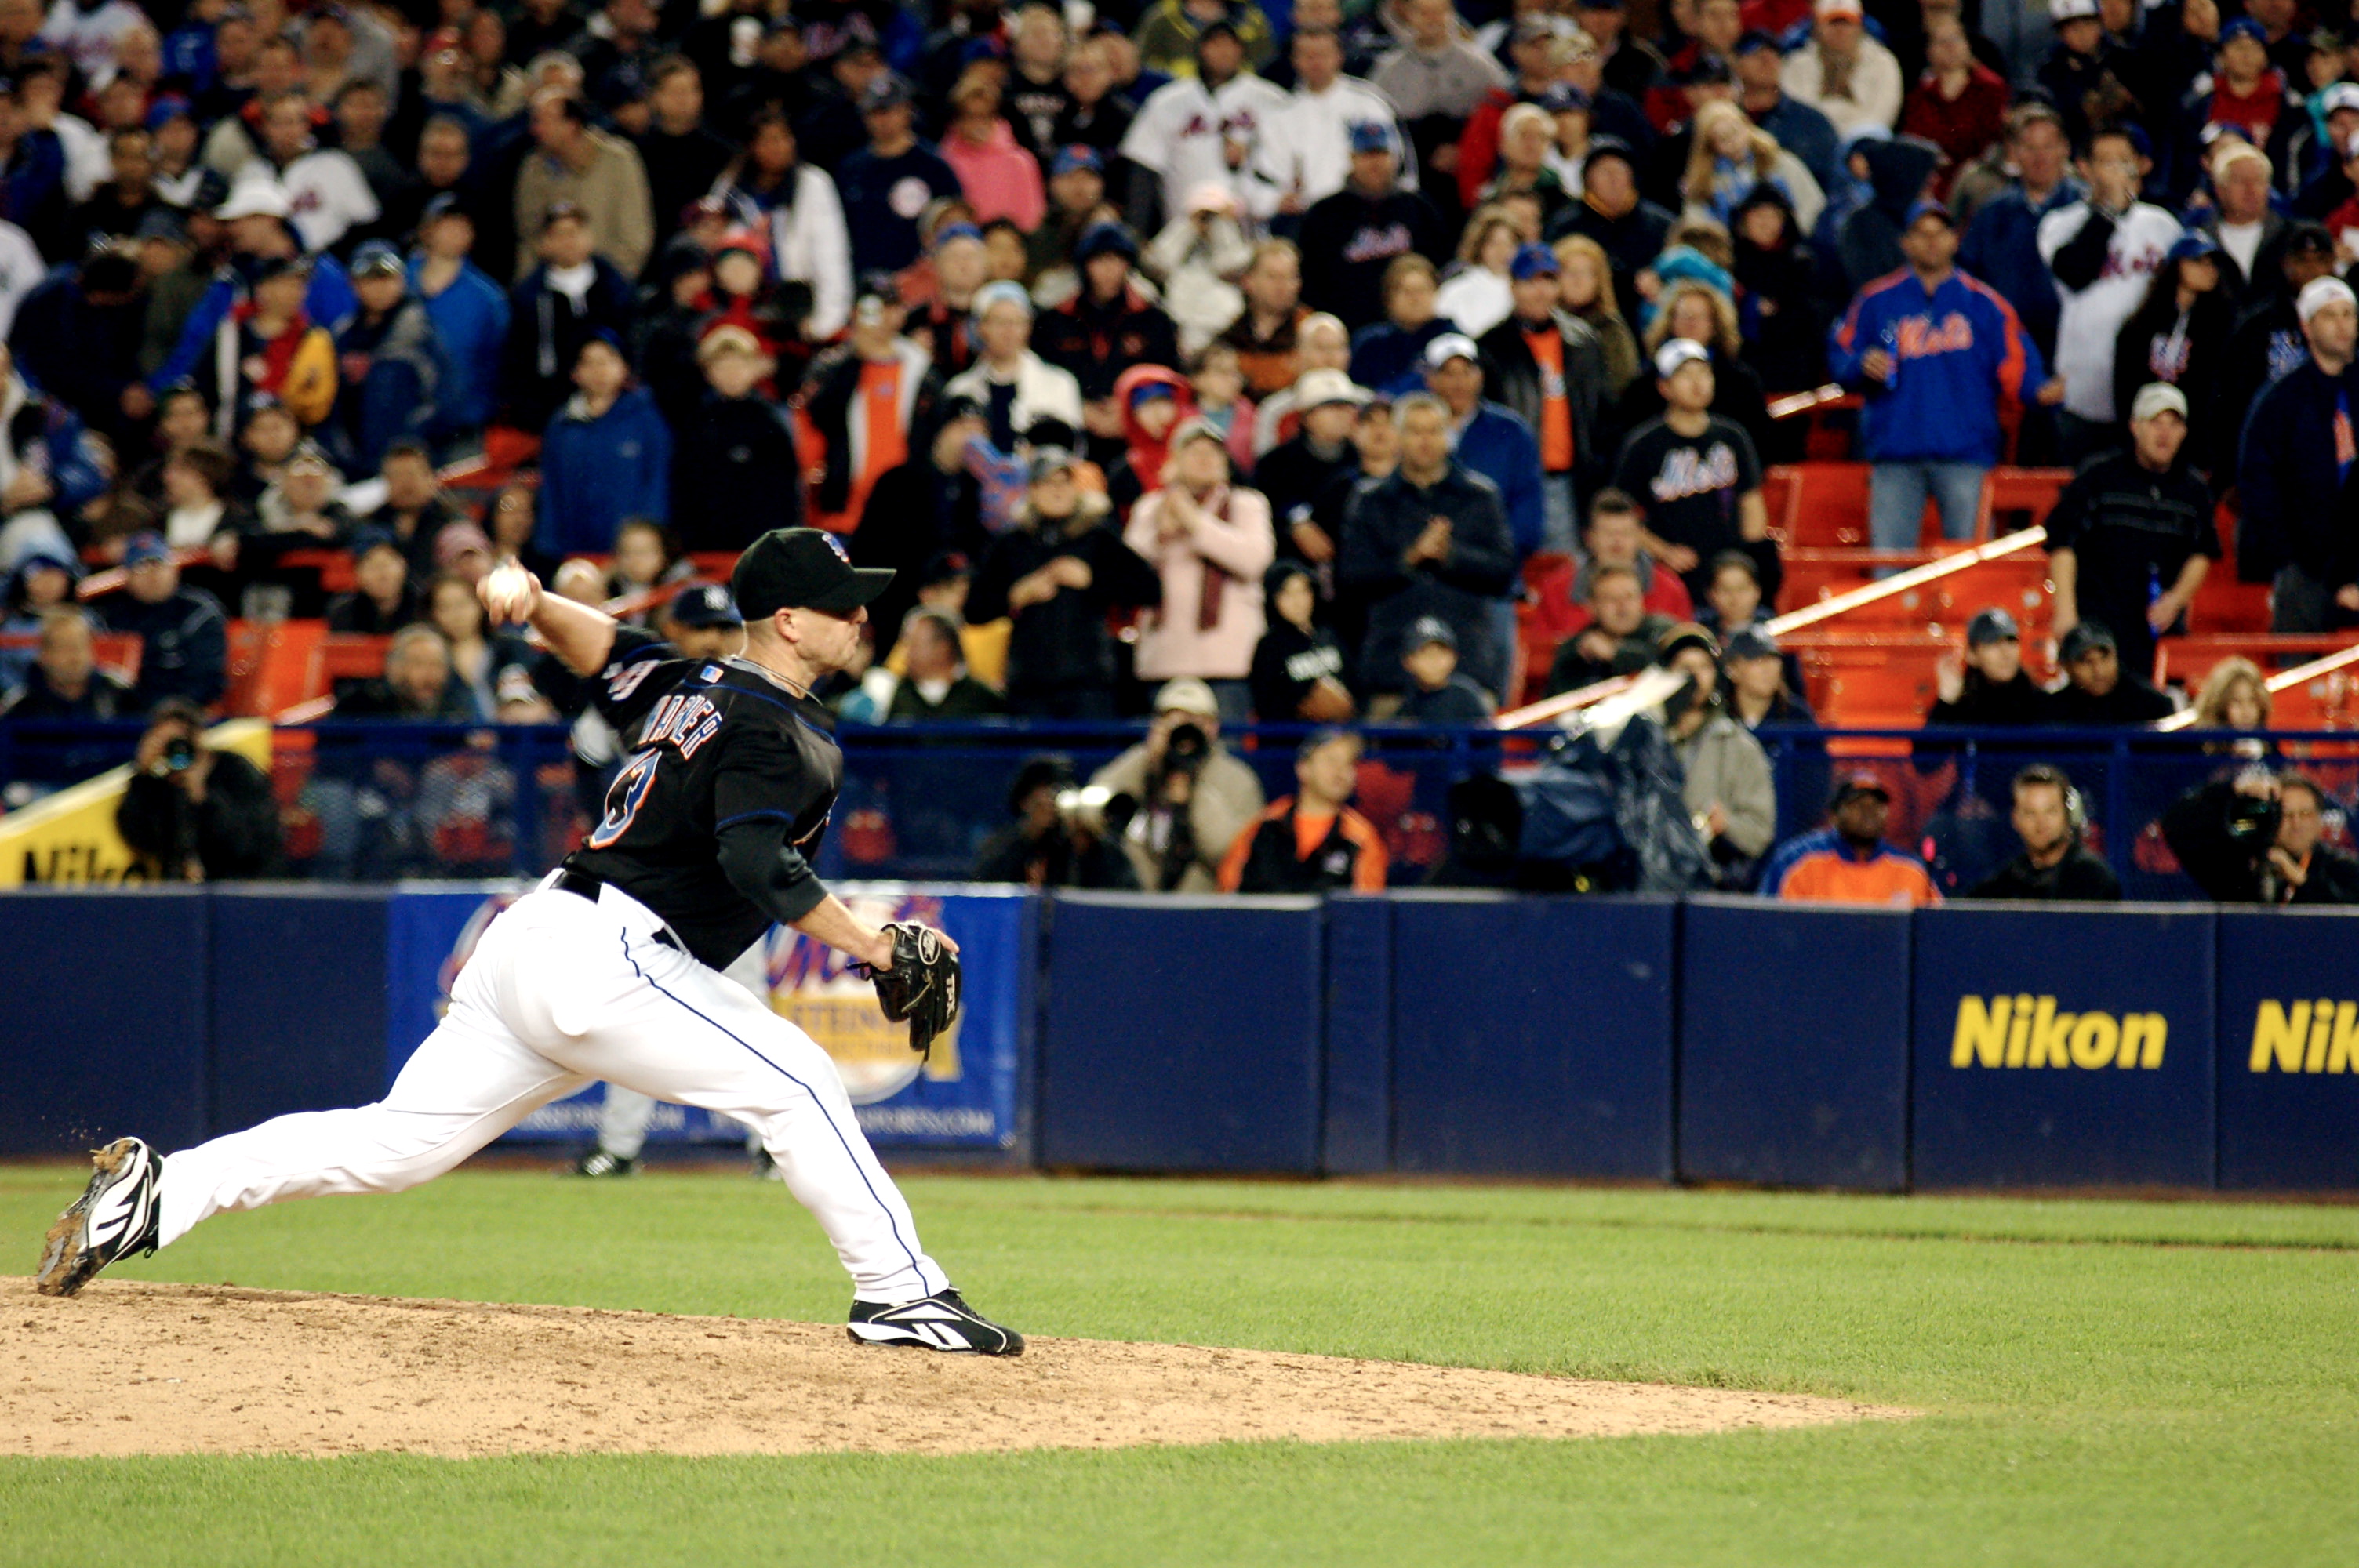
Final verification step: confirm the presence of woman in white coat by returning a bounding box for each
[714,108,852,343]
[1124,416,1277,725]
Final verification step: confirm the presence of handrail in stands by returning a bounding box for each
[2154,642,2359,731]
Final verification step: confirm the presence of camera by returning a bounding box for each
[163,736,197,772]
[2224,782,2281,847]
[1161,718,1210,775]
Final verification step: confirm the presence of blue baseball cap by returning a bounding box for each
[1904,198,1956,230]
[144,93,191,131]
[349,239,403,278]
[1537,82,1591,114]
[667,582,742,628]
[1510,241,1560,281]
[123,532,171,567]
[931,220,984,249]
[1050,144,1103,178]
[2219,16,2267,46]
[1074,220,1136,262]
[2167,232,2222,263]
[1347,119,1392,154]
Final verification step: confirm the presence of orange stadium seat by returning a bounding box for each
[2188,500,2272,633]
[1972,466,2072,541]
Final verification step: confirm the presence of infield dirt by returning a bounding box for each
[5,1278,1909,1457]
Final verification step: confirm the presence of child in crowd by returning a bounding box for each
[1394,616,1496,724]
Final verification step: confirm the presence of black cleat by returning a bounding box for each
[35,1138,161,1298]
[848,1289,1024,1356]
[570,1150,638,1178]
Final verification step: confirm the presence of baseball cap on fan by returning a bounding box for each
[669,582,743,628]
[730,528,893,619]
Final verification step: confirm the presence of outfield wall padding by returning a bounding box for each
[207,888,390,1138]
[1388,894,1676,1179]
[2214,909,2359,1192]
[1320,895,1393,1175]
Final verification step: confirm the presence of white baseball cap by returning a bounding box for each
[1294,367,1369,410]
[2323,82,2359,118]
[2049,0,2100,20]
[2129,383,2188,423]
[2297,276,2357,325]
[215,180,293,222]
[1154,677,1221,717]
[1816,0,1863,17]
[1422,332,1481,368]
[1654,337,1712,378]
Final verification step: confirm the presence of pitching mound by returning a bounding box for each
[6,1279,1908,1458]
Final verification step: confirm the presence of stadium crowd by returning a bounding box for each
[0,0,2355,899]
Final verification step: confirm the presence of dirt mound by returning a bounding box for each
[5,1279,1908,1457]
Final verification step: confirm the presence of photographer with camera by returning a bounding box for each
[1086,677,1267,892]
[2162,768,2359,905]
[115,699,279,882]
[973,754,1140,889]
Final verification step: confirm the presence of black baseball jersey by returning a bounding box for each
[565,627,841,967]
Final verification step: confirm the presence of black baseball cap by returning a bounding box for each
[1830,771,1892,807]
[667,581,743,628]
[730,528,893,619]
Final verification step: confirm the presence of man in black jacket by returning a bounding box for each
[1031,222,1181,462]
[96,535,227,710]
[2043,620,2175,724]
[2164,768,2359,903]
[1338,390,1517,698]
[965,448,1162,718]
[1297,120,1449,332]
[671,324,804,551]
[1254,368,1366,569]
[115,698,278,880]
[1477,241,1609,550]
[1968,764,2121,899]
[1925,607,2048,725]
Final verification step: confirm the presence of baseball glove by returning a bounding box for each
[859,922,961,1059]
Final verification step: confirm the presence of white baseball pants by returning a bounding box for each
[156,877,950,1304]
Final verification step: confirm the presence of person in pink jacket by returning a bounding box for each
[941,68,1046,234]
[1125,416,1277,722]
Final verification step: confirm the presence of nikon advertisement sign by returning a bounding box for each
[1913,907,2216,1189]
[2215,911,2359,1191]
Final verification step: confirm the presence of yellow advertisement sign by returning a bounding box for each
[0,720,273,887]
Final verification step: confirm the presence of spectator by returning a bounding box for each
[155,440,242,558]
[1552,231,1642,395]
[1246,26,1410,227]
[1780,0,1902,138]
[222,255,337,437]
[501,201,634,430]
[407,197,511,440]
[1132,0,1278,80]
[2045,619,2175,724]
[359,441,463,584]
[1251,310,1354,455]
[1696,547,1766,637]
[0,343,106,562]
[1761,771,1943,905]
[1349,254,1455,397]
[1681,100,1826,233]
[1476,242,1608,551]
[0,605,128,719]
[1105,365,1190,517]
[336,622,477,720]
[1543,139,1674,309]
[802,279,938,535]
[1959,104,2082,370]
[1423,332,1547,574]
[1899,12,2009,201]
[2047,383,2218,681]
[237,91,379,253]
[883,608,1005,720]
[1339,390,1518,697]
[1573,489,1696,623]
[940,68,1045,233]
[1968,763,2123,899]
[1435,205,1521,339]
[1250,560,1354,720]
[1732,29,1837,194]
[671,324,800,552]
[1830,198,2053,550]
[972,753,1140,888]
[1476,100,1571,230]
[1659,622,1776,887]
[634,57,733,252]
[1723,623,1816,728]
[512,90,653,281]
[1372,0,1509,129]
[1037,222,1183,457]
[1187,341,1259,470]
[2110,235,2236,480]
[1053,34,1135,161]
[1546,560,1670,692]
[326,528,416,633]
[2190,142,2284,305]
[2178,20,2288,188]
[1141,185,1256,357]
[1088,675,1267,892]
[2039,123,2183,459]
[1610,338,1769,601]
[909,223,990,379]
[605,518,692,608]
[1219,725,1389,891]
[652,583,744,662]
[1299,123,1449,336]
[1394,614,1495,722]
[115,696,278,880]
[421,570,521,720]
[73,125,158,252]
[2036,0,2134,149]
[941,281,1088,455]
[328,241,445,474]
[837,75,962,278]
[2163,767,2359,903]
[966,446,1162,718]
[2245,277,2359,630]
[537,332,673,557]
[1623,279,1779,476]
[1926,606,2046,725]
[2220,223,2337,472]
[1125,416,1276,723]
[2192,655,2270,733]
[1118,24,1289,231]
[1256,367,1367,571]
[96,532,227,709]
[713,107,852,344]
[0,548,73,684]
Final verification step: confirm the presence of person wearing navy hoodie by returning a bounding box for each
[536,332,674,558]
[501,202,636,431]
[406,196,510,440]
[1828,200,2059,552]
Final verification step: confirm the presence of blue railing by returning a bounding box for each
[1,717,2344,897]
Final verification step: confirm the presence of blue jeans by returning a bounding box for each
[1869,461,1988,551]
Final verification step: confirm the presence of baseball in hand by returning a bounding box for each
[482,561,536,624]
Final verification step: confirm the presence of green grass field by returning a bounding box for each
[4,1164,2357,1566]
